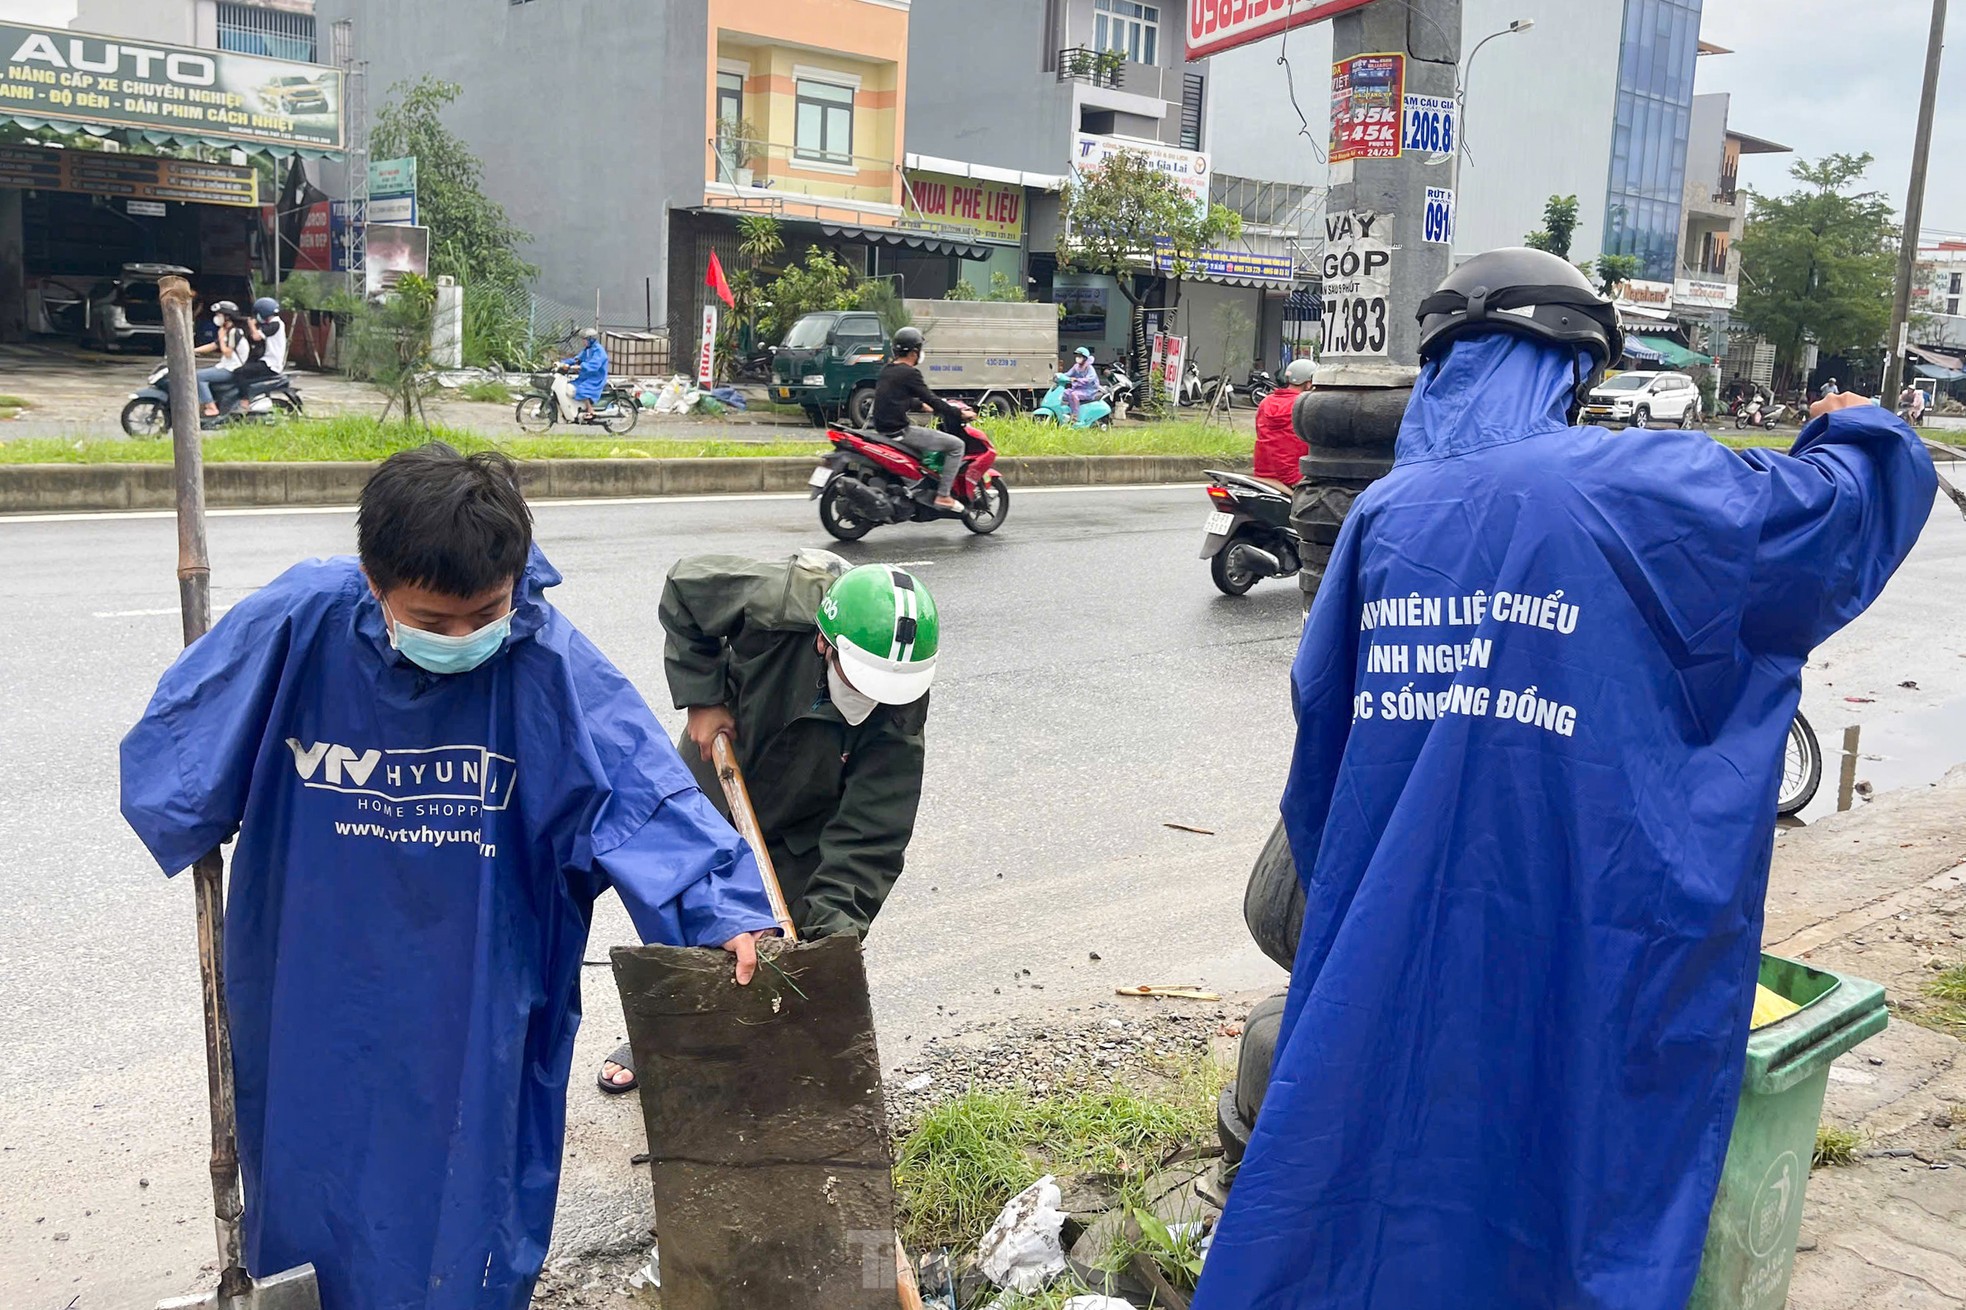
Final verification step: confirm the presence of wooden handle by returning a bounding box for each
[896,1238,925,1310]
[711,733,797,941]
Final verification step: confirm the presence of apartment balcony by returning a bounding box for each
[1684,180,1743,219]
[707,136,900,220]
[1057,46,1128,89]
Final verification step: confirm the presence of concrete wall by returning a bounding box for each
[905,0,1071,173]
[70,0,207,44]
[1456,0,1623,265]
[310,0,704,326]
[1686,92,1728,192]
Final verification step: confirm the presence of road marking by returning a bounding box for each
[94,603,233,619]
[0,483,1206,525]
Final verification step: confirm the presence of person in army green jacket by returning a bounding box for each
[601,550,938,1091]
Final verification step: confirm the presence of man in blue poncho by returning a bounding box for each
[121,444,778,1310]
[558,327,609,422]
[1194,248,1936,1310]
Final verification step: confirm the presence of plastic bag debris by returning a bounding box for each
[1062,1298,1137,1310]
[1751,983,1802,1029]
[978,1175,1068,1293]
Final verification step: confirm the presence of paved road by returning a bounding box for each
[2,484,1960,1307]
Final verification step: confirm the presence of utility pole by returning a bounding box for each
[1883,0,1947,404]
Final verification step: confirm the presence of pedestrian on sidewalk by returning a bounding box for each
[1194,247,1937,1310]
[120,444,777,1310]
[598,551,938,1092]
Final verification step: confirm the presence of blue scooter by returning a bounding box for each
[1030,374,1112,428]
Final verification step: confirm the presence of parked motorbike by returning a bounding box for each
[1178,361,1234,409]
[1735,397,1789,430]
[810,413,1010,540]
[1243,368,1278,405]
[120,362,303,436]
[1779,711,1822,815]
[1104,361,1135,414]
[1200,470,1302,595]
[1031,373,1112,428]
[514,365,639,434]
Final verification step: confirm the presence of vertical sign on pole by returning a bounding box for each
[1422,187,1456,246]
[697,305,718,387]
[1330,53,1404,164]
[1162,335,1187,392]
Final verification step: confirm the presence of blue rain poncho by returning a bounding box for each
[563,339,609,401]
[120,548,776,1310]
[1194,334,1936,1310]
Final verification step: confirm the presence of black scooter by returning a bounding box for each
[121,361,304,436]
[1200,469,1302,595]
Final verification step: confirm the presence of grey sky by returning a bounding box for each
[1697,0,1961,237]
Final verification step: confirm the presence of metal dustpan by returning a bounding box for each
[611,736,896,1310]
[154,276,322,1310]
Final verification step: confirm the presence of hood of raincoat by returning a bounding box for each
[1395,330,1587,464]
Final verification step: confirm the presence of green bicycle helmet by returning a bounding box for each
[816,564,940,705]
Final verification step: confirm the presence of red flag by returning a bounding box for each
[706,250,735,308]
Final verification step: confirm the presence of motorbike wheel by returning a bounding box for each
[515,394,557,432]
[1029,409,1057,425]
[602,391,639,435]
[1777,712,1823,816]
[961,474,1010,535]
[1210,533,1261,596]
[1247,384,1273,405]
[120,396,168,438]
[273,393,302,417]
[1735,414,1748,430]
[818,477,876,542]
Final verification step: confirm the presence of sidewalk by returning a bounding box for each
[1767,765,1966,1308]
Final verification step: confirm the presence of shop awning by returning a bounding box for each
[1914,363,1966,382]
[1631,335,1713,368]
[1,114,344,160]
[1622,339,1666,364]
[814,221,998,260]
[1908,343,1965,371]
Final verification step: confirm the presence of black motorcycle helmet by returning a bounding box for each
[891,325,926,356]
[1415,247,1624,405]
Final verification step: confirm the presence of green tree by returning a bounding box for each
[1524,194,1582,259]
[1737,153,1898,389]
[1057,150,1241,366]
[1592,253,1641,298]
[370,77,535,287]
[757,247,860,341]
[341,273,438,423]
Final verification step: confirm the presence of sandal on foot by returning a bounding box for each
[598,1041,637,1094]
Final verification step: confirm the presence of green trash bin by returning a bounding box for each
[1687,954,1889,1310]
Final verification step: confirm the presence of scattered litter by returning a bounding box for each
[1844,696,1875,703]
[1899,680,1920,690]
[629,1152,650,1165]
[901,1072,934,1093]
[1062,1298,1137,1310]
[1117,985,1222,1001]
[1854,781,1875,801]
[627,1243,660,1290]
[1751,984,1802,1029]
[1162,823,1216,835]
[1089,952,1102,962]
[978,1176,1068,1293]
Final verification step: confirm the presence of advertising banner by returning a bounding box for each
[369,194,417,225]
[1618,278,1674,311]
[1153,240,1296,283]
[1401,93,1455,156]
[1673,277,1737,310]
[1186,0,1376,60]
[0,21,344,152]
[1422,186,1455,245]
[1150,332,1168,388]
[697,305,719,386]
[369,156,416,194]
[1056,286,1109,335]
[0,142,258,206]
[903,168,1023,242]
[1320,209,1393,359]
[1073,133,1210,212]
[1330,52,1403,164]
[366,223,428,297]
[1162,335,1186,390]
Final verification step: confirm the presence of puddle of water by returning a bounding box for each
[1794,696,1966,825]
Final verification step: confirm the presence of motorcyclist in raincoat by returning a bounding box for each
[1193,247,1936,1310]
[558,327,609,422]
[599,551,938,1092]
[120,444,777,1310]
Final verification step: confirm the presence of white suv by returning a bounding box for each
[1582,371,1704,428]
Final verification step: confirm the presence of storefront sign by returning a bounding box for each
[1422,186,1455,245]
[0,21,344,152]
[127,198,165,216]
[1073,133,1210,212]
[1401,93,1455,156]
[697,304,718,386]
[1186,0,1376,60]
[1320,209,1392,359]
[1150,333,1168,387]
[369,193,417,225]
[1161,334,1186,389]
[1331,53,1403,164]
[0,143,258,206]
[1673,277,1737,310]
[904,168,1023,242]
[1618,278,1674,310]
[1152,240,1296,284]
[1057,286,1109,335]
[369,156,415,194]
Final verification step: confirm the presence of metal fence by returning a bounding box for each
[216,2,316,61]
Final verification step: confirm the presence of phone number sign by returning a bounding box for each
[1331,53,1404,163]
[1186,0,1377,60]
[1320,210,1393,359]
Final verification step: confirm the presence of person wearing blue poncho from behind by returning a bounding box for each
[1193,248,1936,1310]
[120,444,778,1310]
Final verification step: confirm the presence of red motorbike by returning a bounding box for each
[808,415,1010,540]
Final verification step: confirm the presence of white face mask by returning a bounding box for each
[827,659,880,725]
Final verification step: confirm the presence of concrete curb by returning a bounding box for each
[0,454,1241,513]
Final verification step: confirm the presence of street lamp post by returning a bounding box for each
[1450,19,1536,250]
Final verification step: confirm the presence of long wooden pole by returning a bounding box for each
[160,276,250,1299]
[710,734,798,941]
[1883,0,1948,404]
